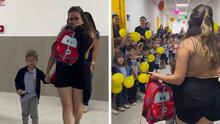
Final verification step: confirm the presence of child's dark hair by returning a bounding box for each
[26,50,38,60]
[113,52,126,66]
[126,45,137,51]
[112,14,119,19]
[143,46,150,51]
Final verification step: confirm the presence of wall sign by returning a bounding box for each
[0,25,4,32]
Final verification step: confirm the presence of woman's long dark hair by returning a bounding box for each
[186,4,220,66]
[84,12,100,39]
[67,6,94,35]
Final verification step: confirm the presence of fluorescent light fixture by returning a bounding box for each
[176,4,188,7]
[179,12,187,15]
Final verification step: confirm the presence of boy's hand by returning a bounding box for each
[45,74,51,83]
[17,89,24,96]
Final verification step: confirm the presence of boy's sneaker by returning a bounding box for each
[112,109,119,115]
[118,106,126,111]
[136,99,141,103]
[123,104,131,109]
[132,102,137,106]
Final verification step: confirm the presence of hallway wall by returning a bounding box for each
[125,0,168,33]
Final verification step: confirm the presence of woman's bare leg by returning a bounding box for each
[72,88,83,124]
[58,87,74,124]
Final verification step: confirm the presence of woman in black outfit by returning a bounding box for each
[83,12,100,113]
[45,6,94,124]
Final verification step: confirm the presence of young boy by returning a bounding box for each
[15,50,47,124]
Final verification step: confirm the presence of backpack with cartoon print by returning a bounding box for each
[52,25,79,64]
[142,77,174,124]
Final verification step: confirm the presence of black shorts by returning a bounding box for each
[54,62,84,89]
[176,77,220,123]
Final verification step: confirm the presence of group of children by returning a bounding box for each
[112,24,184,115]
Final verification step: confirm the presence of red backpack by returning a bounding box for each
[52,25,79,64]
[142,77,174,124]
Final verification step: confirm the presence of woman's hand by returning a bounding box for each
[90,63,95,73]
[149,72,160,80]
[45,73,51,83]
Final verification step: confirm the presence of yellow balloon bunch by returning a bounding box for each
[123,76,135,88]
[119,28,127,37]
[138,73,150,83]
[156,47,165,54]
[139,62,149,73]
[147,54,155,63]
[112,83,123,94]
[214,22,219,33]
[145,30,152,39]
[112,73,125,94]
[130,32,141,42]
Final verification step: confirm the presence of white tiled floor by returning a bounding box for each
[0,92,108,124]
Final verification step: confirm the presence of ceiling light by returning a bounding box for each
[176,4,188,7]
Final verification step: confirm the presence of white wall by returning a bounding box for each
[125,0,168,33]
[0,0,108,36]
[208,0,220,24]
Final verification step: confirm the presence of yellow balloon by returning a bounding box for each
[112,83,123,94]
[147,54,155,63]
[112,73,125,85]
[168,28,172,33]
[138,73,150,83]
[119,28,127,37]
[139,62,149,73]
[145,30,152,39]
[124,76,135,88]
[170,17,175,22]
[156,47,165,54]
[130,32,141,42]
[214,22,219,33]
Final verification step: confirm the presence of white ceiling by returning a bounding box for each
[152,0,214,18]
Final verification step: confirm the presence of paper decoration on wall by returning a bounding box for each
[170,17,175,22]
[158,0,165,11]
[184,15,188,19]
[127,14,131,21]
[174,9,180,15]
[0,0,5,6]
[0,25,4,32]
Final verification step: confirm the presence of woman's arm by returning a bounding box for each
[45,56,55,82]
[150,39,193,85]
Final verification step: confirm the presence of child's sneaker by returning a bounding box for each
[123,104,131,109]
[132,102,137,106]
[118,106,126,111]
[112,109,119,115]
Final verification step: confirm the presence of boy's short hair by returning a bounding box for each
[143,46,150,51]
[25,50,38,60]
[112,14,119,19]
[126,45,137,51]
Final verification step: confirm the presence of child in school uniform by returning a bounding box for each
[112,52,131,111]
[15,50,48,124]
